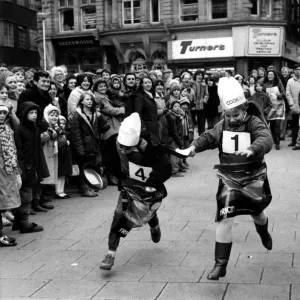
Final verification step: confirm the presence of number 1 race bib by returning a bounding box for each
[129,162,152,182]
[222,131,251,154]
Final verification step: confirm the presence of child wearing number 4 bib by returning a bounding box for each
[100,113,172,271]
[186,77,273,280]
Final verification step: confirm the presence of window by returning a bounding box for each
[250,0,259,16]
[123,0,141,25]
[18,26,27,49]
[16,0,25,6]
[59,0,74,32]
[151,0,160,23]
[1,22,14,47]
[81,0,97,30]
[28,0,37,10]
[180,0,198,21]
[265,0,272,17]
[29,29,38,50]
[211,0,227,19]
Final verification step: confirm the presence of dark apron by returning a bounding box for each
[214,121,272,222]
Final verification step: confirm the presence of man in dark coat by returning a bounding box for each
[17,70,52,126]
[13,101,50,233]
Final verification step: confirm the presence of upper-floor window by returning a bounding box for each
[265,0,272,17]
[123,0,141,25]
[18,25,27,49]
[211,0,227,19]
[0,22,14,47]
[16,0,25,6]
[81,0,97,30]
[250,0,259,16]
[28,0,37,10]
[180,0,198,21]
[59,0,74,32]
[150,0,160,23]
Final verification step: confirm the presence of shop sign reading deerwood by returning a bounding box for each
[170,37,233,59]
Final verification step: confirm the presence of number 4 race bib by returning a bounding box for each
[222,131,251,154]
[129,162,152,182]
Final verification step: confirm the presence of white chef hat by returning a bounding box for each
[117,112,141,146]
[218,77,247,110]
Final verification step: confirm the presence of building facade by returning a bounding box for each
[0,0,41,68]
[38,0,300,75]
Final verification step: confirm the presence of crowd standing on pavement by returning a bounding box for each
[0,60,300,280]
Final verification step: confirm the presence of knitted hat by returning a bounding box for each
[44,104,59,124]
[218,77,246,110]
[111,74,121,83]
[163,69,172,74]
[0,71,14,85]
[179,97,190,106]
[169,80,181,94]
[58,115,67,123]
[170,100,181,109]
[117,113,141,146]
[0,104,9,113]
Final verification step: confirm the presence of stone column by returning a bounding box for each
[111,0,118,28]
[141,0,150,26]
[104,0,110,30]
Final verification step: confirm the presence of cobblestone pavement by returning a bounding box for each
[1,139,300,300]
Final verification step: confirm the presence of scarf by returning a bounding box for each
[144,90,153,99]
[181,113,189,137]
[0,124,18,174]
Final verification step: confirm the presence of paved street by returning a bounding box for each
[1,139,300,300]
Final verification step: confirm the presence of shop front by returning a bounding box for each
[52,35,103,74]
[167,36,235,74]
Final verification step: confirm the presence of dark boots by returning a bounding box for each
[207,242,232,280]
[254,219,272,250]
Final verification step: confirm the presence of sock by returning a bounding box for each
[108,250,116,257]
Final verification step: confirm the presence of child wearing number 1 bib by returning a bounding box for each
[186,77,274,281]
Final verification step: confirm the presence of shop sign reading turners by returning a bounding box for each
[169,37,233,60]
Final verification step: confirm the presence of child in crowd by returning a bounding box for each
[186,77,273,280]
[70,93,110,197]
[180,97,193,169]
[0,104,21,246]
[165,80,181,109]
[14,101,49,232]
[12,67,25,82]
[249,82,272,122]
[16,81,26,98]
[166,100,184,177]
[56,115,72,199]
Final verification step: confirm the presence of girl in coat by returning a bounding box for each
[56,115,72,199]
[186,77,273,281]
[134,76,159,139]
[93,79,125,141]
[67,73,94,120]
[0,104,21,246]
[70,93,110,197]
[263,70,286,150]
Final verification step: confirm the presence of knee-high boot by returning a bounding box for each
[254,218,272,250]
[207,242,232,280]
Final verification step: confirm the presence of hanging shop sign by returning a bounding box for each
[170,37,233,60]
[283,41,300,64]
[53,36,98,48]
[247,27,283,56]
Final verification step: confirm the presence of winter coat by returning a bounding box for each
[58,131,72,177]
[134,90,160,139]
[67,87,94,120]
[191,115,273,158]
[123,87,137,117]
[94,91,124,140]
[17,85,52,118]
[14,102,50,185]
[286,77,300,112]
[58,85,72,120]
[166,111,183,148]
[70,107,110,159]
[205,85,220,117]
[154,93,169,144]
[192,83,209,111]
[0,125,21,210]
[249,92,272,120]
